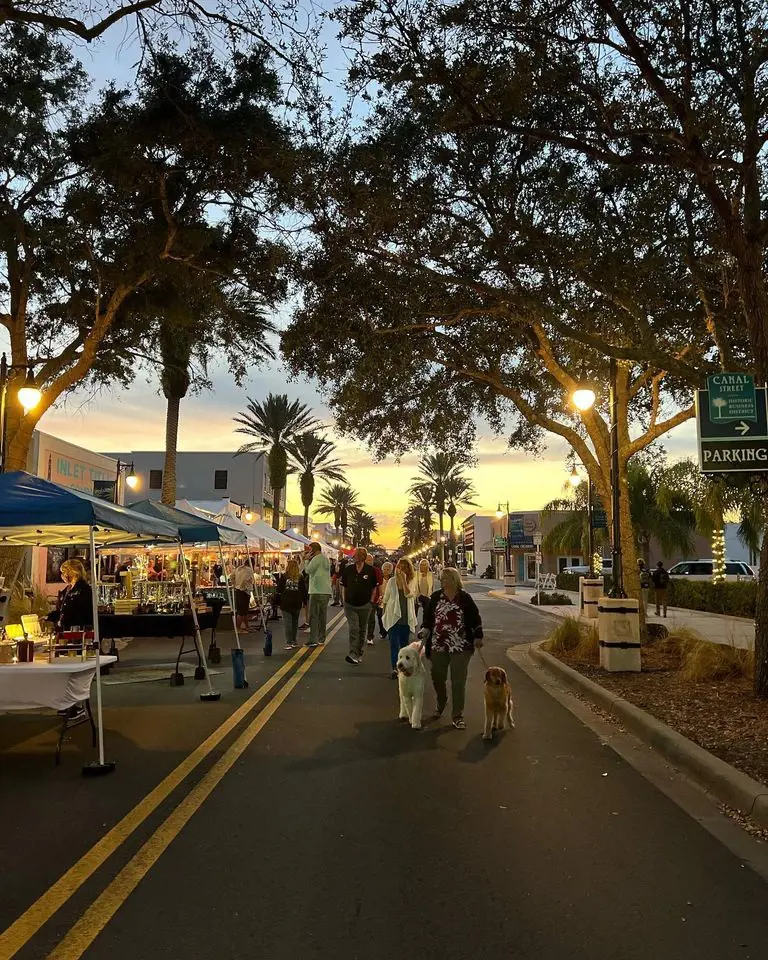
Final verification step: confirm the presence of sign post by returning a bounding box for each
[697,374,768,473]
[534,532,543,605]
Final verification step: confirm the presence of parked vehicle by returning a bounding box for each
[668,559,755,581]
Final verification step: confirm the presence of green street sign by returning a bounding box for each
[707,373,757,422]
[493,535,507,548]
[697,383,768,473]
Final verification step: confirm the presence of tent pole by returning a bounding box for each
[83,526,115,776]
[219,543,241,650]
[180,544,220,702]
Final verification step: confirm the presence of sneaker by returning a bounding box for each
[305,641,319,649]
[433,704,446,719]
[366,639,374,646]
[317,639,325,645]
[345,654,360,664]
[452,717,466,730]
[284,643,297,651]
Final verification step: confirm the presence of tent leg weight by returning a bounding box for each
[207,642,221,664]
[82,760,116,777]
[194,665,206,680]
[169,672,185,686]
[199,691,221,702]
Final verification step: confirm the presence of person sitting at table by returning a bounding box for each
[52,558,94,632]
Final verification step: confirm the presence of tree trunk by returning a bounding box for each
[272,490,282,532]
[302,503,310,538]
[438,511,445,562]
[4,409,36,472]
[161,395,180,506]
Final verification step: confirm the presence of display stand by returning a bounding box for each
[82,526,116,777]
[178,547,220,701]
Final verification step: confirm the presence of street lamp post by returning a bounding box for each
[0,353,42,473]
[569,465,594,575]
[496,500,511,580]
[115,459,138,503]
[608,358,625,599]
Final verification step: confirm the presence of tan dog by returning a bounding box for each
[483,666,514,740]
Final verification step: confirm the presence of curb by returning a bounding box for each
[528,643,768,830]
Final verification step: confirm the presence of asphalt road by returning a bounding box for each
[4,587,768,959]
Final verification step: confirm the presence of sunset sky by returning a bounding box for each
[5,23,700,547]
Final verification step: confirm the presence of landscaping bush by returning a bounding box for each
[543,618,582,654]
[667,579,756,618]
[530,591,573,606]
[679,638,754,682]
[556,572,613,593]
[574,624,599,661]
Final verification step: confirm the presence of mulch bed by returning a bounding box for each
[555,643,768,789]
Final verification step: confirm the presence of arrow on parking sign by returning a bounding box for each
[736,421,751,435]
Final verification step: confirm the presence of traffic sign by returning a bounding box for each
[493,535,507,548]
[707,373,757,422]
[697,383,768,473]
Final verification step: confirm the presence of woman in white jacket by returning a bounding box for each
[382,557,417,678]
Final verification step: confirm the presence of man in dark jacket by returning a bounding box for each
[650,561,670,617]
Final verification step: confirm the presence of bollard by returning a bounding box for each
[503,571,516,596]
[582,578,604,620]
[598,597,641,672]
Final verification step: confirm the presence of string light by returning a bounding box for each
[712,528,726,584]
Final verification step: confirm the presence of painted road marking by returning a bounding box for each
[46,621,343,960]
[0,611,344,960]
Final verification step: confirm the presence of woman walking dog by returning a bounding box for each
[420,567,483,730]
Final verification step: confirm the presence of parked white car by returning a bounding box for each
[667,559,755,581]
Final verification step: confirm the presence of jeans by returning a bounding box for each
[430,650,472,719]
[366,603,379,640]
[283,609,299,646]
[345,603,371,657]
[388,623,410,671]
[654,588,668,617]
[309,594,330,645]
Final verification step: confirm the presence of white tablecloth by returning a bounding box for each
[0,657,117,711]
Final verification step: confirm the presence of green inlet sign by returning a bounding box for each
[706,373,757,422]
[697,375,768,473]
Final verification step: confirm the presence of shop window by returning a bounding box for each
[149,469,163,490]
[214,469,228,490]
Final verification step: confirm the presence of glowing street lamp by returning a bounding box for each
[572,388,596,412]
[0,354,44,472]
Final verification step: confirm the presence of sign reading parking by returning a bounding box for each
[697,380,768,473]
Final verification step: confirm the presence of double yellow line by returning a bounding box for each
[0,613,344,960]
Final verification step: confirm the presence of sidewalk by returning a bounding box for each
[488,585,755,650]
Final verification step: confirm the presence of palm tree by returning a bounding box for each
[233,394,318,530]
[401,501,433,552]
[316,483,360,541]
[159,323,193,505]
[412,452,462,562]
[408,482,435,542]
[444,474,478,563]
[349,509,378,547]
[286,432,346,536]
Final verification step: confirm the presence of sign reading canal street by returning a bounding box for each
[697,377,768,473]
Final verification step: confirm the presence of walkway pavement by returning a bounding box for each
[487,582,755,649]
[1,591,767,958]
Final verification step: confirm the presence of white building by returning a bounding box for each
[108,450,285,523]
[25,432,120,596]
[458,514,492,574]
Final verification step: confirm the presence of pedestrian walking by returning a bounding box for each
[303,542,332,648]
[378,561,393,637]
[638,559,651,614]
[415,558,434,622]
[421,567,483,730]
[331,551,346,606]
[278,559,305,650]
[232,560,255,634]
[342,547,377,664]
[383,557,417,678]
[651,560,670,617]
[365,553,384,645]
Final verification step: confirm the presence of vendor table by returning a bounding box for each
[98,611,218,684]
[0,656,118,763]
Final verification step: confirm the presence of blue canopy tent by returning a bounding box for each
[129,500,248,656]
[0,472,186,775]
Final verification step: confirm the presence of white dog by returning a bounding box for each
[396,642,427,729]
